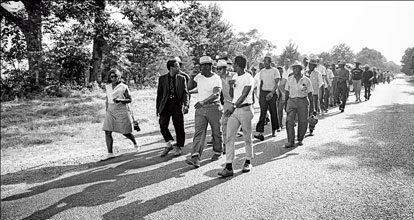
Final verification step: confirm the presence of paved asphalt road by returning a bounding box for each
[1,77,414,220]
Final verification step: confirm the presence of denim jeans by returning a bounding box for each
[191,104,223,157]
[225,106,254,163]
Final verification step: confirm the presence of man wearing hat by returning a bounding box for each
[284,61,314,147]
[362,64,374,101]
[336,61,351,112]
[157,58,189,157]
[186,55,223,167]
[306,59,324,115]
[217,59,234,154]
[351,61,363,102]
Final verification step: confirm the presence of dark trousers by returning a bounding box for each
[364,83,371,99]
[159,98,185,147]
[319,87,329,110]
[337,81,348,109]
[256,90,279,132]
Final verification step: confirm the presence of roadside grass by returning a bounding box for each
[0,88,158,150]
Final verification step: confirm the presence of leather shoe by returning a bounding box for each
[172,146,182,156]
[254,134,264,141]
[160,146,173,157]
[218,168,234,177]
[211,154,221,161]
[185,156,200,168]
[242,162,252,173]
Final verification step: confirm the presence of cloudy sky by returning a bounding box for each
[205,1,414,64]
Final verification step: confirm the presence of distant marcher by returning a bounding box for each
[277,66,287,130]
[316,58,329,113]
[218,55,255,177]
[186,56,223,168]
[325,63,334,108]
[351,61,363,102]
[306,59,324,114]
[157,59,189,157]
[254,56,281,141]
[362,64,374,101]
[217,60,234,154]
[284,61,314,147]
[336,61,351,112]
[102,68,140,160]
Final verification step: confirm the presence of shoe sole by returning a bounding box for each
[218,173,234,177]
[185,159,200,168]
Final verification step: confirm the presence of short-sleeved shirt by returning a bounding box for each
[106,83,129,104]
[194,73,222,102]
[283,67,292,79]
[285,74,313,98]
[232,72,254,104]
[351,68,363,80]
[220,73,235,103]
[308,70,324,95]
[337,69,350,82]
[259,67,280,91]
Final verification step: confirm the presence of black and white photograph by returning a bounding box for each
[1,1,414,219]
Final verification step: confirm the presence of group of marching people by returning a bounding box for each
[102,52,389,177]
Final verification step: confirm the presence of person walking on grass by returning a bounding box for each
[254,56,281,141]
[102,68,140,160]
[284,61,314,148]
[186,55,223,168]
[156,58,189,157]
[218,55,255,177]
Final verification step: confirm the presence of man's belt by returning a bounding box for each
[237,103,252,108]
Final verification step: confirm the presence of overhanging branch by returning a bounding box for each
[0,4,25,29]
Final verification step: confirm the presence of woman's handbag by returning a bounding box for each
[128,104,141,132]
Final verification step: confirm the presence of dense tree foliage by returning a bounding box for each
[400,47,414,75]
[0,1,403,101]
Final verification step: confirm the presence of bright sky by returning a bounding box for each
[205,1,414,65]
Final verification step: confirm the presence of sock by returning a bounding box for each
[245,160,251,165]
[225,163,233,171]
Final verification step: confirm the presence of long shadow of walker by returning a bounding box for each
[3,126,297,220]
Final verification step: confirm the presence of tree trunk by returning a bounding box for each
[90,0,106,84]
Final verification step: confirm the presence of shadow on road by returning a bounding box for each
[2,122,298,219]
[309,103,414,176]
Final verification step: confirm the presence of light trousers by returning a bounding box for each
[191,104,223,157]
[225,106,254,163]
[286,97,309,144]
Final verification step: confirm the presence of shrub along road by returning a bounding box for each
[1,77,414,219]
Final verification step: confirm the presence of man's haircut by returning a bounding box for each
[234,56,247,69]
[167,60,177,71]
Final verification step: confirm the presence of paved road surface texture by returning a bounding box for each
[1,77,414,220]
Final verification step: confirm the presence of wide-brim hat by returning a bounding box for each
[355,61,361,65]
[217,59,228,68]
[364,64,370,68]
[168,56,184,64]
[338,61,346,65]
[199,56,213,65]
[309,59,318,65]
[291,60,304,68]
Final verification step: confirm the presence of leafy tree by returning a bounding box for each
[230,29,275,69]
[356,47,387,69]
[278,41,300,66]
[330,43,355,63]
[400,47,414,75]
[317,51,333,64]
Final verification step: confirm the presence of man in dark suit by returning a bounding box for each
[156,59,189,157]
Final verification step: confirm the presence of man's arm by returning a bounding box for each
[308,92,314,115]
[187,74,197,90]
[194,87,221,109]
[156,77,163,116]
[182,78,189,113]
[224,85,252,117]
